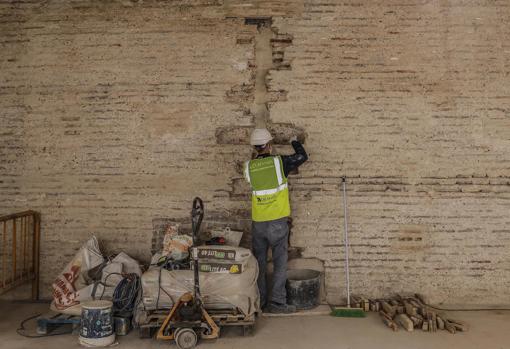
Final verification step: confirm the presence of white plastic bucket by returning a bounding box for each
[79,300,115,347]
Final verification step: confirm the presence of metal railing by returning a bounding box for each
[0,210,40,300]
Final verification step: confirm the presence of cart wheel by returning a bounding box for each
[175,328,198,349]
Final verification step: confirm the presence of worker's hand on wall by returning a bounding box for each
[290,134,306,144]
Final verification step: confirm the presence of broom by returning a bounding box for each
[330,177,365,318]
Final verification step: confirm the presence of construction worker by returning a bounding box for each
[244,128,308,313]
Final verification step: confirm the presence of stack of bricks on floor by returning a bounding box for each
[351,294,468,333]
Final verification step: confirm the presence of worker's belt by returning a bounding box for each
[252,183,288,196]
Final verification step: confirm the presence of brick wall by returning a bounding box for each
[1,0,509,305]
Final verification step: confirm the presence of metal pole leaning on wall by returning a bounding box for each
[2,221,6,289]
[12,218,16,283]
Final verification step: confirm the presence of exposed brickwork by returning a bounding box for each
[270,1,510,305]
[1,1,509,304]
[0,1,255,297]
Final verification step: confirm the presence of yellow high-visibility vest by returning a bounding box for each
[244,156,290,222]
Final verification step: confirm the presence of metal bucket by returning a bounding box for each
[286,269,321,310]
[79,300,115,347]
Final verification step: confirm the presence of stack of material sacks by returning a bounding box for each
[137,245,259,321]
[194,245,252,274]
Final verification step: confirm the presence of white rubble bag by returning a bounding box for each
[51,237,142,315]
[96,252,143,299]
[51,237,104,315]
[137,246,259,322]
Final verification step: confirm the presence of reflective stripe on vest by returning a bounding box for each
[273,156,283,186]
[252,183,288,196]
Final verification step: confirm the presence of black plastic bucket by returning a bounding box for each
[286,269,321,310]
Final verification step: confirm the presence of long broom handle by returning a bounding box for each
[342,177,351,308]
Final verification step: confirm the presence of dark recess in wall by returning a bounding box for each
[244,17,272,28]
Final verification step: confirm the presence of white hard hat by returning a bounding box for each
[250,128,273,146]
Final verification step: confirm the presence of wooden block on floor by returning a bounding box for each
[448,319,469,332]
[381,302,396,318]
[395,314,414,332]
[444,320,456,334]
[389,299,399,306]
[404,301,417,316]
[410,315,423,328]
[379,312,398,331]
[437,316,445,330]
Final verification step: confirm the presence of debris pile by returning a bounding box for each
[350,294,468,333]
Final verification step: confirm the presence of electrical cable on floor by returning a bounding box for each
[97,272,142,313]
[111,273,141,313]
[16,313,74,338]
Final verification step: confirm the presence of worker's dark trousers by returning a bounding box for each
[251,217,289,306]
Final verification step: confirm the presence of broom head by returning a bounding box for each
[330,306,366,318]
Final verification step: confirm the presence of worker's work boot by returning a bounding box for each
[268,302,297,314]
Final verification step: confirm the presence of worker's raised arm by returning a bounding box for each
[282,139,308,177]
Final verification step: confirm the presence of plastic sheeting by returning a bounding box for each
[139,247,259,317]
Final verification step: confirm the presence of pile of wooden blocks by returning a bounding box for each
[350,294,468,333]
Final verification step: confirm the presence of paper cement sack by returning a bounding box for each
[51,236,104,312]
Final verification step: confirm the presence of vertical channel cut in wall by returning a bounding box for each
[250,19,273,128]
[217,18,304,146]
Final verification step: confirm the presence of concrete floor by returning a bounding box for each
[2,301,509,349]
